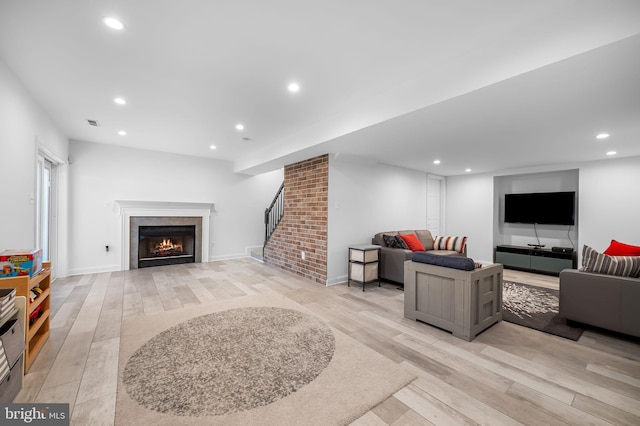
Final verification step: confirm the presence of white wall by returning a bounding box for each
[68,141,283,275]
[0,58,68,270]
[445,174,495,264]
[578,156,640,255]
[446,156,640,265]
[327,156,427,285]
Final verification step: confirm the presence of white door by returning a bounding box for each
[36,155,56,271]
[426,175,444,236]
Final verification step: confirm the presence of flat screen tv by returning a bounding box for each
[504,191,575,225]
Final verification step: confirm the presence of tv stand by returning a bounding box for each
[495,245,576,276]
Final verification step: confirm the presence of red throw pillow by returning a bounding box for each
[603,240,640,256]
[399,233,426,252]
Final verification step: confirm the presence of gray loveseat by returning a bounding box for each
[559,269,640,338]
[372,230,466,284]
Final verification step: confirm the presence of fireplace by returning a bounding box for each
[116,201,213,270]
[138,225,196,268]
[128,215,204,270]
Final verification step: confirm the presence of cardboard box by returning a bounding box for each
[0,249,43,278]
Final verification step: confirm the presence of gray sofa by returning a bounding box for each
[372,230,466,284]
[559,269,640,338]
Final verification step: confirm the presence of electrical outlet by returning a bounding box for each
[301,251,306,260]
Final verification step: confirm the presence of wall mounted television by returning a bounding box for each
[504,191,575,225]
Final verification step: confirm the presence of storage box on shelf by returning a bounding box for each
[348,244,381,291]
[0,288,25,402]
[0,249,43,278]
[0,261,51,373]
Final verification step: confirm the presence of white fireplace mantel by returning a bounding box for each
[115,200,215,270]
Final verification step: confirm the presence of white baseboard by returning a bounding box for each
[65,256,252,276]
[245,245,263,254]
[326,275,348,286]
[208,253,250,262]
[66,264,121,276]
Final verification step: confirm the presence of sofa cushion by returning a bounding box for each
[399,233,426,252]
[433,235,467,253]
[582,245,640,278]
[411,252,476,271]
[415,230,435,251]
[603,239,640,256]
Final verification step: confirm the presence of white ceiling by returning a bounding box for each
[1,0,639,176]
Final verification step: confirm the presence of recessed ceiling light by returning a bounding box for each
[287,82,300,93]
[235,124,244,131]
[606,151,617,156]
[114,97,126,105]
[596,133,610,139]
[465,168,472,173]
[433,160,441,165]
[104,17,125,30]
[210,145,216,150]
[118,130,127,136]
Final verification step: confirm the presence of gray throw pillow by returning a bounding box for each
[582,245,640,278]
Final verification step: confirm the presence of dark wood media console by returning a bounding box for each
[495,245,577,276]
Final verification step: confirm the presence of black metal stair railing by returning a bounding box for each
[264,182,285,245]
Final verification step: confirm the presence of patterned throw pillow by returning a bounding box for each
[582,245,640,278]
[394,236,409,249]
[382,234,395,247]
[382,234,408,249]
[433,236,467,253]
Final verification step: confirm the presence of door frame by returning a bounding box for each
[426,174,445,236]
[37,145,63,279]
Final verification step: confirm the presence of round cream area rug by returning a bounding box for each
[122,307,335,416]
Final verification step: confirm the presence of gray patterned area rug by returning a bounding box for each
[115,293,416,426]
[502,281,583,341]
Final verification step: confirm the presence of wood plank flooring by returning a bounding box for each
[15,260,640,425]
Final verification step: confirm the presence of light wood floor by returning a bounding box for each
[15,259,640,425]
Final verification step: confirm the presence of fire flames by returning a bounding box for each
[152,238,183,256]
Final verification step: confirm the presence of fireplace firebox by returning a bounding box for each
[138,225,196,268]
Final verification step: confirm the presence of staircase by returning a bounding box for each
[262,181,285,257]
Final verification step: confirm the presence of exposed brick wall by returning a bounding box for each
[264,154,328,284]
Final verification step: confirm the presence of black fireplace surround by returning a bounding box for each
[129,216,203,269]
[138,225,196,268]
